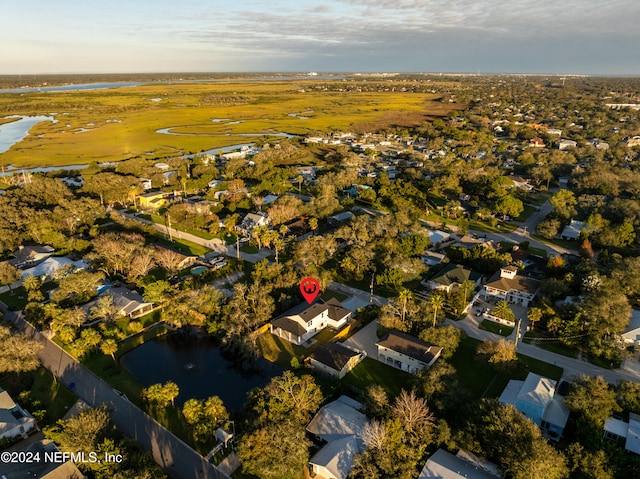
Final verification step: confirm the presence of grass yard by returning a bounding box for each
[257,328,338,368]
[341,357,413,398]
[152,236,211,256]
[0,80,456,168]
[530,234,579,251]
[0,367,77,427]
[479,319,514,336]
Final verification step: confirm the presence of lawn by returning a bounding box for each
[0,281,57,311]
[0,367,77,427]
[530,234,579,251]
[341,357,413,398]
[257,328,338,368]
[152,236,211,257]
[479,319,514,336]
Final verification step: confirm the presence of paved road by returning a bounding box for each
[5,310,230,479]
[448,313,640,385]
[119,211,271,263]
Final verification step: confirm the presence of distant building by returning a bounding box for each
[499,372,569,438]
[560,219,587,240]
[376,330,442,374]
[558,139,577,150]
[139,190,173,209]
[236,212,270,235]
[8,244,54,269]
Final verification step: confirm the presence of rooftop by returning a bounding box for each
[485,270,540,295]
[377,330,442,365]
[309,342,361,372]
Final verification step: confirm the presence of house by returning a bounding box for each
[21,257,87,281]
[376,330,442,374]
[139,190,173,209]
[343,184,372,197]
[499,372,570,438]
[8,244,54,269]
[270,298,351,346]
[506,175,534,191]
[418,449,501,479]
[622,310,640,349]
[420,251,446,266]
[154,162,171,171]
[307,396,367,479]
[483,266,540,307]
[327,211,355,226]
[452,235,497,250]
[560,219,586,240]
[424,263,481,293]
[588,139,609,150]
[0,387,36,440]
[236,212,270,235]
[558,139,577,150]
[0,439,84,478]
[624,136,640,147]
[139,178,152,190]
[546,128,563,136]
[426,229,451,246]
[101,287,154,319]
[603,413,640,455]
[307,342,364,379]
[528,137,545,148]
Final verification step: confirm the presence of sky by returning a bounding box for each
[2,0,640,75]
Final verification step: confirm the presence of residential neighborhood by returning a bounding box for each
[1,73,640,479]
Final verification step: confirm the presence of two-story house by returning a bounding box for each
[376,330,442,374]
[270,298,351,346]
[499,372,570,438]
[483,266,540,307]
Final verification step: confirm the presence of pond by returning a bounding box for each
[120,332,282,410]
[0,115,56,155]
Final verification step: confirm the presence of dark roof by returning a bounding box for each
[377,330,442,365]
[271,316,307,336]
[430,263,481,286]
[485,271,541,294]
[310,342,360,371]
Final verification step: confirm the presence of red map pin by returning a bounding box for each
[300,277,320,304]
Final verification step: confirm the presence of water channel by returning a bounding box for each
[120,332,282,410]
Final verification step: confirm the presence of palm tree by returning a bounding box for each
[397,289,412,325]
[429,293,445,327]
[527,307,543,329]
[492,300,515,322]
[100,339,118,362]
[163,381,180,407]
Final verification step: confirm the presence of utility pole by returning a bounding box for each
[514,318,522,350]
[369,272,375,305]
[236,235,240,260]
[167,214,174,242]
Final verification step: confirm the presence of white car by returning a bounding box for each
[209,256,225,265]
[213,261,228,270]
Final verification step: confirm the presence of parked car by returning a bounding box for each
[213,261,228,270]
[209,256,225,265]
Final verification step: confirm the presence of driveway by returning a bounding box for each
[341,319,380,358]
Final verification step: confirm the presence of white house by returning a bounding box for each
[21,257,87,281]
[603,413,640,455]
[418,449,501,479]
[307,342,364,379]
[560,219,587,240]
[0,388,36,440]
[376,330,442,374]
[237,212,270,235]
[558,139,577,150]
[270,298,351,346]
[499,372,570,439]
[307,396,367,479]
[483,266,540,307]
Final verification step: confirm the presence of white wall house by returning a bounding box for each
[270,298,351,346]
[376,330,442,374]
[483,266,540,307]
[0,388,36,440]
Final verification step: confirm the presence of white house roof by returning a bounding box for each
[605,417,629,438]
[309,435,363,479]
[419,449,500,479]
[307,396,367,441]
[517,373,556,410]
[627,413,640,455]
[20,257,87,279]
[499,380,524,406]
[561,219,586,240]
[542,397,570,429]
[426,229,451,244]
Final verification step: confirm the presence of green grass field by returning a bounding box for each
[0,81,457,168]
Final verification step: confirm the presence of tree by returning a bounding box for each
[238,419,311,479]
[491,300,515,321]
[391,389,434,445]
[418,325,464,359]
[22,275,44,302]
[494,195,524,219]
[429,293,445,327]
[50,270,105,305]
[46,405,112,455]
[527,307,543,329]
[261,371,323,424]
[90,295,120,323]
[0,261,21,292]
[100,339,118,362]
[564,375,620,432]
[550,189,577,219]
[477,400,568,479]
[142,381,179,408]
[0,324,42,373]
[477,339,517,370]
[182,396,229,442]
